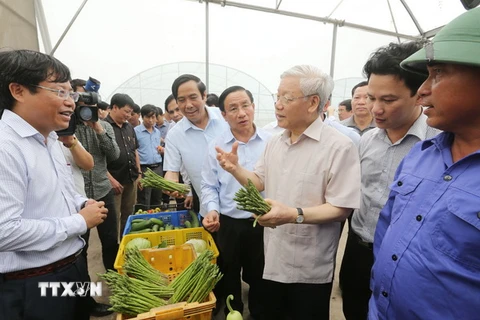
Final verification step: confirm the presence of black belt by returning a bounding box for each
[141,163,161,169]
[352,231,373,250]
[3,249,83,280]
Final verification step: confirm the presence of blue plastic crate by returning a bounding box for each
[123,210,191,236]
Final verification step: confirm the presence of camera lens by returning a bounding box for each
[79,107,93,121]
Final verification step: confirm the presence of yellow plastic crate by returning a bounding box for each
[116,292,216,320]
[114,227,218,274]
[115,244,216,320]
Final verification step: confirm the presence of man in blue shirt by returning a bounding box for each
[369,7,480,320]
[135,104,164,206]
[201,86,271,319]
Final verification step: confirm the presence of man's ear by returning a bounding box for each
[323,99,331,113]
[9,83,28,104]
[308,95,321,114]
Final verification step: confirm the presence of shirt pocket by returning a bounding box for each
[389,174,422,224]
[431,188,480,271]
[296,172,326,205]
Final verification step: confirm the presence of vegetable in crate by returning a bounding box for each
[233,179,271,227]
[99,267,173,315]
[226,295,243,320]
[169,250,222,304]
[185,239,207,255]
[125,238,152,250]
[141,168,190,194]
[124,247,169,286]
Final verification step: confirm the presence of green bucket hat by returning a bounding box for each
[401,7,480,74]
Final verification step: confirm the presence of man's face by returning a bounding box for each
[23,79,76,136]
[337,104,352,121]
[222,90,255,133]
[167,99,183,123]
[110,105,134,124]
[275,76,315,131]
[98,108,109,120]
[176,80,207,124]
[128,112,140,127]
[352,85,372,117]
[418,63,480,133]
[367,74,419,131]
[143,113,156,129]
[156,114,164,127]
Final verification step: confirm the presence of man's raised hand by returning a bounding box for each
[216,141,239,173]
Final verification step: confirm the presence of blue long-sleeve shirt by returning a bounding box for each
[201,127,271,219]
[369,132,480,320]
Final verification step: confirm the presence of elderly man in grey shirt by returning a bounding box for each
[339,41,441,320]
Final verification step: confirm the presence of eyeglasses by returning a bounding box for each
[275,94,317,106]
[226,103,253,115]
[31,85,80,102]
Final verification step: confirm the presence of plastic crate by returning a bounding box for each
[123,210,193,236]
[116,292,216,320]
[115,227,219,274]
[115,244,216,320]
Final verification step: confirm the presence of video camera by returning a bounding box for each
[56,77,101,136]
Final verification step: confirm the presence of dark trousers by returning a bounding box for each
[262,280,332,320]
[339,229,374,320]
[0,255,91,320]
[217,215,265,318]
[138,164,164,206]
[82,189,118,271]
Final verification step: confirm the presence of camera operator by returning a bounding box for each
[71,78,120,317]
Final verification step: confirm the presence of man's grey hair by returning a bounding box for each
[281,65,334,112]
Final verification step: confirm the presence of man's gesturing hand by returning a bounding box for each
[216,141,239,173]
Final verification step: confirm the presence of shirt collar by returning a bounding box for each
[105,114,127,128]
[138,123,158,133]
[180,106,221,132]
[222,124,269,144]
[421,131,453,151]
[280,116,324,144]
[2,109,58,143]
[377,112,431,142]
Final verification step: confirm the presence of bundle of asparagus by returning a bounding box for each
[140,168,190,194]
[233,179,271,227]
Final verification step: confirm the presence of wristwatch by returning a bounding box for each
[295,208,304,224]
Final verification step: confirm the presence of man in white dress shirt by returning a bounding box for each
[0,49,107,320]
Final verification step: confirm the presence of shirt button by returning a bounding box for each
[397,181,403,186]
[443,175,452,181]
[382,291,388,297]
[392,254,398,261]
[416,215,423,221]
[477,212,480,219]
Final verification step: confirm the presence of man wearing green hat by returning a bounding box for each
[369,7,480,320]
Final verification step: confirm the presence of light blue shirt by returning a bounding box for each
[135,124,162,165]
[324,116,360,147]
[0,110,87,273]
[164,106,228,215]
[201,127,271,219]
[155,123,169,143]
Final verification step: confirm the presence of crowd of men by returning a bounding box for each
[0,6,479,320]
